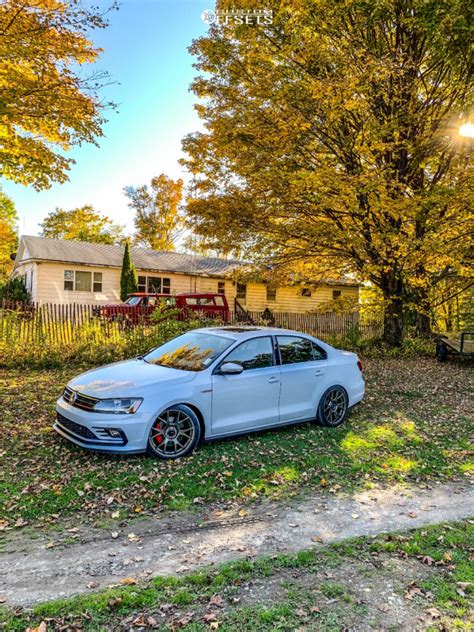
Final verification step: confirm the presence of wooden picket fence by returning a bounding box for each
[0,300,382,346]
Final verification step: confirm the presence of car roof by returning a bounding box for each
[194,325,318,341]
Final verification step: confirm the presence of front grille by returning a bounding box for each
[63,386,99,411]
[56,413,97,439]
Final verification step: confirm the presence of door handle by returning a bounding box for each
[268,376,279,383]
[315,370,324,376]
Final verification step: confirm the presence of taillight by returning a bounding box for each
[357,360,363,372]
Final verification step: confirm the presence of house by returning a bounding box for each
[12,236,359,313]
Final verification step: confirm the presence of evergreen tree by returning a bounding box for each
[120,241,138,301]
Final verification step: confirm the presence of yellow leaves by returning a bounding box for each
[0,0,108,189]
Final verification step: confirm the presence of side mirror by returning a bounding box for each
[219,362,244,375]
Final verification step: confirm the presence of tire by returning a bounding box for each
[317,386,349,427]
[436,341,448,363]
[147,404,201,460]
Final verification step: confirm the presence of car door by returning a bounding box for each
[211,336,280,435]
[276,335,328,422]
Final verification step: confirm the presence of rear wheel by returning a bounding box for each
[317,386,348,427]
[147,404,201,460]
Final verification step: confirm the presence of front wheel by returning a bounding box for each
[317,386,349,427]
[147,404,201,460]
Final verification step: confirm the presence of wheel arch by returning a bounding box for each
[179,402,206,440]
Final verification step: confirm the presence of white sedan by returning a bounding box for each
[55,326,365,459]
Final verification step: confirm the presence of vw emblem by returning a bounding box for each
[70,390,77,404]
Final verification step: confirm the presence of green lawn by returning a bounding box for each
[0,357,472,529]
[2,520,472,631]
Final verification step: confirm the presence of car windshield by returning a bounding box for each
[126,296,142,305]
[143,332,233,371]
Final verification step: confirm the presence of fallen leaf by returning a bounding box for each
[87,580,99,589]
[311,536,323,543]
[238,509,248,518]
[209,594,224,607]
[120,577,137,585]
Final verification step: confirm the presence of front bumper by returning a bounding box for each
[55,397,151,454]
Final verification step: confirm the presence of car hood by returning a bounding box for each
[68,359,197,398]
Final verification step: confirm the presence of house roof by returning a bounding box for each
[16,235,359,286]
[17,235,242,278]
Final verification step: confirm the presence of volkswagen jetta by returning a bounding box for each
[54,326,364,459]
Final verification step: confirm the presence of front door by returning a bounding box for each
[276,335,328,422]
[211,336,280,435]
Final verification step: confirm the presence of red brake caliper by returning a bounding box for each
[154,422,164,444]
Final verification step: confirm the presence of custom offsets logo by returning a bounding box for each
[201,8,273,25]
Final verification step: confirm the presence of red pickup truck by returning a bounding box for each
[96,292,231,324]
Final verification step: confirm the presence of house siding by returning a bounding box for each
[12,251,359,311]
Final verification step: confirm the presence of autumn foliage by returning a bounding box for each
[183,0,473,345]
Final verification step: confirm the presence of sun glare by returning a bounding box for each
[459,122,474,138]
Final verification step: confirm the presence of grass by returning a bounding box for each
[1,519,472,630]
[0,357,472,530]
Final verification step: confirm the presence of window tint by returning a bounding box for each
[137,276,147,292]
[162,278,171,294]
[277,336,323,364]
[224,337,274,371]
[311,341,327,360]
[147,277,161,293]
[217,281,225,294]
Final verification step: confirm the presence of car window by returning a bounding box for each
[143,332,233,371]
[198,297,214,306]
[311,341,327,360]
[223,336,274,371]
[125,296,141,305]
[277,335,325,364]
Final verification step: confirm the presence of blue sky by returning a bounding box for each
[3,0,212,236]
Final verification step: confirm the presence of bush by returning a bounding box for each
[0,310,214,369]
[0,276,30,302]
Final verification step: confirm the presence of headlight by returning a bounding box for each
[93,398,143,414]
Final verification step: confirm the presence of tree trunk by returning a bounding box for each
[381,272,404,347]
[383,297,404,347]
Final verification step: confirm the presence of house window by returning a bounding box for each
[162,278,171,294]
[64,270,101,292]
[217,281,226,294]
[137,276,146,292]
[332,290,342,299]
[137,275,171,294]
[64,270,74,291]
[301,288,312,297]
[75,271,92,292]
[147,276,162,293]
[236,282,247,300]
[93,272,103,292]
[266,286,277,302]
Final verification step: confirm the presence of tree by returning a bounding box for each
[0,190,18,279]
[120,241,138,301]
[0,0,117,190]
[0,276,29,302]
[182,0,473,346]
[40,206,124,244]
[125,174,184,251]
